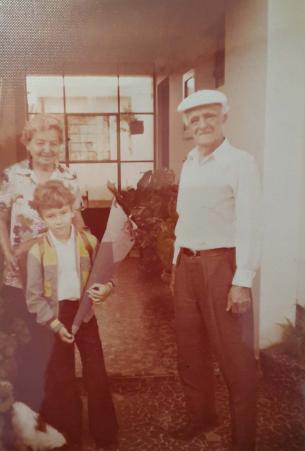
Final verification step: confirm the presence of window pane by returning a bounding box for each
[120,114,153,161]
[26,76,64,113]
[67,115,117,161]
[119,76,153,113]
[121,162,154,189]
[65,76,118,113]
[70,163,118,201]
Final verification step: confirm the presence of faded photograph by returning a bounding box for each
[0,1,305,450]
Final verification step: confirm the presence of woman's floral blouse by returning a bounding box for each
[0,160,81,288]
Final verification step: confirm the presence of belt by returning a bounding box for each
[180,247,234,257]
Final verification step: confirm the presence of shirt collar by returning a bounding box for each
[15,160,75,182]
[48,225,75,246]
[188,138,230,164]
[210,138,230,160]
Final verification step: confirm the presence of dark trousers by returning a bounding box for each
[0,285,53,412]
[39,300,118,448]
[174,248,257,451]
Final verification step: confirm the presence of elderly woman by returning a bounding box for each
[0,114,84,411]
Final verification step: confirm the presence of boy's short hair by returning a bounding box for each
[21,114,64,146]
[30,180,75,215]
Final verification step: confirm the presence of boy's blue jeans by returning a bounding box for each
[39,300,118,448]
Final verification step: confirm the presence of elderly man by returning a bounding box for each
[171,90,261,451]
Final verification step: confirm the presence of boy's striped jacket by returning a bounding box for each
[26,229,97,327]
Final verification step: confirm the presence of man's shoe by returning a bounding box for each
[171,418,219,441]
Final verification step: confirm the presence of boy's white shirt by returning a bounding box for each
[48,226,81,301]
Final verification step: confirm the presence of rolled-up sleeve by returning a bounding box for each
[232,155,262,288]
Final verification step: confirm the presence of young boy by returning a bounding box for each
[26,180,118,451]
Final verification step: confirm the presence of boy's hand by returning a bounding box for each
[87,282,113,304]
[58,326,74,344]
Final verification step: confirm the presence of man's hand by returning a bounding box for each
[87,282,113,304]
[169,265,176,296]
[226,286,251,314]
[58,326,74,344]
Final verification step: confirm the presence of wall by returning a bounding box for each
[223,0,305,347]
[260,0,305,345]
[223,0,267,166]
[222,0,268,350]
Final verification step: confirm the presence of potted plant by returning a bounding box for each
[108,168,178,280]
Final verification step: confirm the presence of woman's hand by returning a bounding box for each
[3,248,19,273]
[0,212,19,272]
[14,239,38,258]
[87,282,113,304]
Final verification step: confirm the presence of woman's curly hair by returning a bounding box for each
[20,114,64,146]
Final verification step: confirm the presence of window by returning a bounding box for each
[26,75,155,204]
[182,69,195,99]
[182,69,196,139]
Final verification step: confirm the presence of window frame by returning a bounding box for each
[26,74,156,192]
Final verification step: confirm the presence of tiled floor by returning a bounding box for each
[82,257,305,451]
[95,257,177,378]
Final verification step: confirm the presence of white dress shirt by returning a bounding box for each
[173,139,261,288]
[49,226,81,301]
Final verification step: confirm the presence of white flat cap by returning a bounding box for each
[177,89,229,113]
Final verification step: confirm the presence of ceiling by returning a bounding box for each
[0,0,225,74]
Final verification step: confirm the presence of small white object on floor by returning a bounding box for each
[205,430,221,443]
[11,401,66,451]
